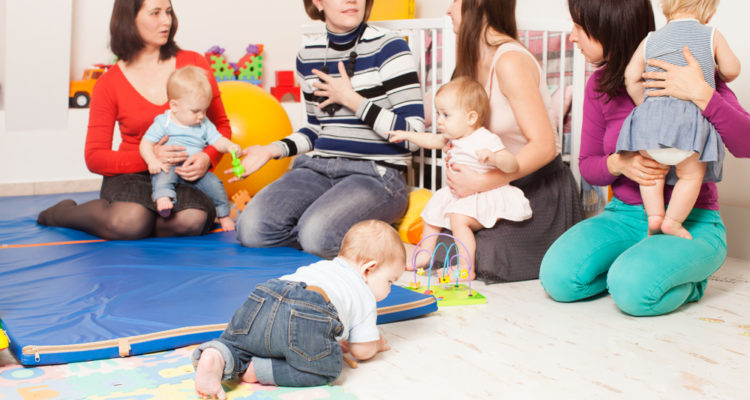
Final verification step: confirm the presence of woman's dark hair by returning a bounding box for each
[455,0,518,80]
[569,0,655,101]
[303,0,374,23]
[110,0,180,62]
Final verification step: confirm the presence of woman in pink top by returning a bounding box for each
[540,0,750,316]
[437,0,583,282]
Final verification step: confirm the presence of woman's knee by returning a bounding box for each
[236,204,292,248]
[297,218,343,259]
[103,204,154,240]
[539,256,582,302]
[539,237,587,302]
[162,209,208,236]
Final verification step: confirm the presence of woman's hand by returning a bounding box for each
[446,164,509,198]
[312,61,364,111]
[153,135,189,166]
[607,151,669,186]
[643,46,714,111]
[225,144,282,182]
[175,152,211,182]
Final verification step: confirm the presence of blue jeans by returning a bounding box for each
[539,197,727,316]
[192,279,344,386]
[237,155,408,258]
[151,166,230,217]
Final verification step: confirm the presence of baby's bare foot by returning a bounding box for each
[195,348,226,399]
[661,217,692,240]
[37,199,77,226]
[156,197,173,218]
[219,216,235,232]
[241,360,258,383]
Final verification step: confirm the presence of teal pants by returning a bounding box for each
[539,198,726,316]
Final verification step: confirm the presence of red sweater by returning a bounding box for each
[84,50,231,176]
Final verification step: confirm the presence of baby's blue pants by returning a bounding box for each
[539,198,726,316]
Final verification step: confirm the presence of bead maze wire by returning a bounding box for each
[409,232,474,296]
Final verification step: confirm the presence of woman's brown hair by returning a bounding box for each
[569,0,655,101]
[454,0,518,80]
[303,0,374,23]
[110,0,180,62]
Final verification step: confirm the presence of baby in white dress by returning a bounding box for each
[388,77,531,280]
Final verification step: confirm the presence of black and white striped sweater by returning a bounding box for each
[274,23,425,166]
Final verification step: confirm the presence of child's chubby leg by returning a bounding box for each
[446,213,483,281]
[194,347,228,400]
[662,153,704,240]
[218,216,235,232]
[638,150,665,235]
[408,223,442,270]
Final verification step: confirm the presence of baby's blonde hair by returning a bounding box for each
[661,0,718,23]
[338,220,406,268]
[166,66,213,106]
[435,76,490,129]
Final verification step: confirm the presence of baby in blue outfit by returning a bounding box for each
[139,66,240,231]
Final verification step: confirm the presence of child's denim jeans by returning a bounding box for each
[192,279,344,387]
[151,166,230,217]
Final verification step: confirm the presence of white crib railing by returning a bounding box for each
[300,17,586,190]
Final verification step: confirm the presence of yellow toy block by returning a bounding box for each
[369,0,415,21]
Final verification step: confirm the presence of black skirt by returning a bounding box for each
[436,155,584,283]
[100,172,217,234]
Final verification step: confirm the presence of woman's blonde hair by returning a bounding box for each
[339,220,405,267]
[166,66,212,105]
[661,0,718,23]
[436,77,490,128]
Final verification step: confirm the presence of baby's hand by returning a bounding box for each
[387,130,411,143]
[377,334,390,353]
[148,162,169,175]
[476,148,493,164]
[229,143,242,156]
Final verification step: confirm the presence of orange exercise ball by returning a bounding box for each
[215,81,293,199]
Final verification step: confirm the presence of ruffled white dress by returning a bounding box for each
[421,127,532,229]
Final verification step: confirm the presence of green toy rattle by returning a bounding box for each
[230,148,245,179]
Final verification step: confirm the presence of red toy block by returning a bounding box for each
[270,70,301,102]
[276,70,295,87]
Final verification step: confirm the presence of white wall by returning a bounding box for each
[0,0,5,110]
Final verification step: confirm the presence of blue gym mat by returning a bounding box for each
[0,192,436,366]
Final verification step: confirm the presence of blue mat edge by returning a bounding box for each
[6,300,437,366]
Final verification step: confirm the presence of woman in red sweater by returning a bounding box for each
[38,0,231,239]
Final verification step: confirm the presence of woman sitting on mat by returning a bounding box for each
[435,0,583,283]
[540,0,750,316]
[37,0,232,239]
[232,0,424,259]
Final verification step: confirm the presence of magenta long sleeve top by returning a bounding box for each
[579,68,750,210]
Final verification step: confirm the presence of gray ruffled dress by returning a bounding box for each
[616,19,724,185]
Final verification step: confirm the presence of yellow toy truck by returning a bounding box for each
[69,64,110,108]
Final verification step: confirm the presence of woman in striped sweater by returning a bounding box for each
[234,0,424,258]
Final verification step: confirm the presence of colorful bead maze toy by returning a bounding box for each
[405,233,486,306]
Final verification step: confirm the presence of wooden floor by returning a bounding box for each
[335,257,749,399]
[1,258,747,399]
